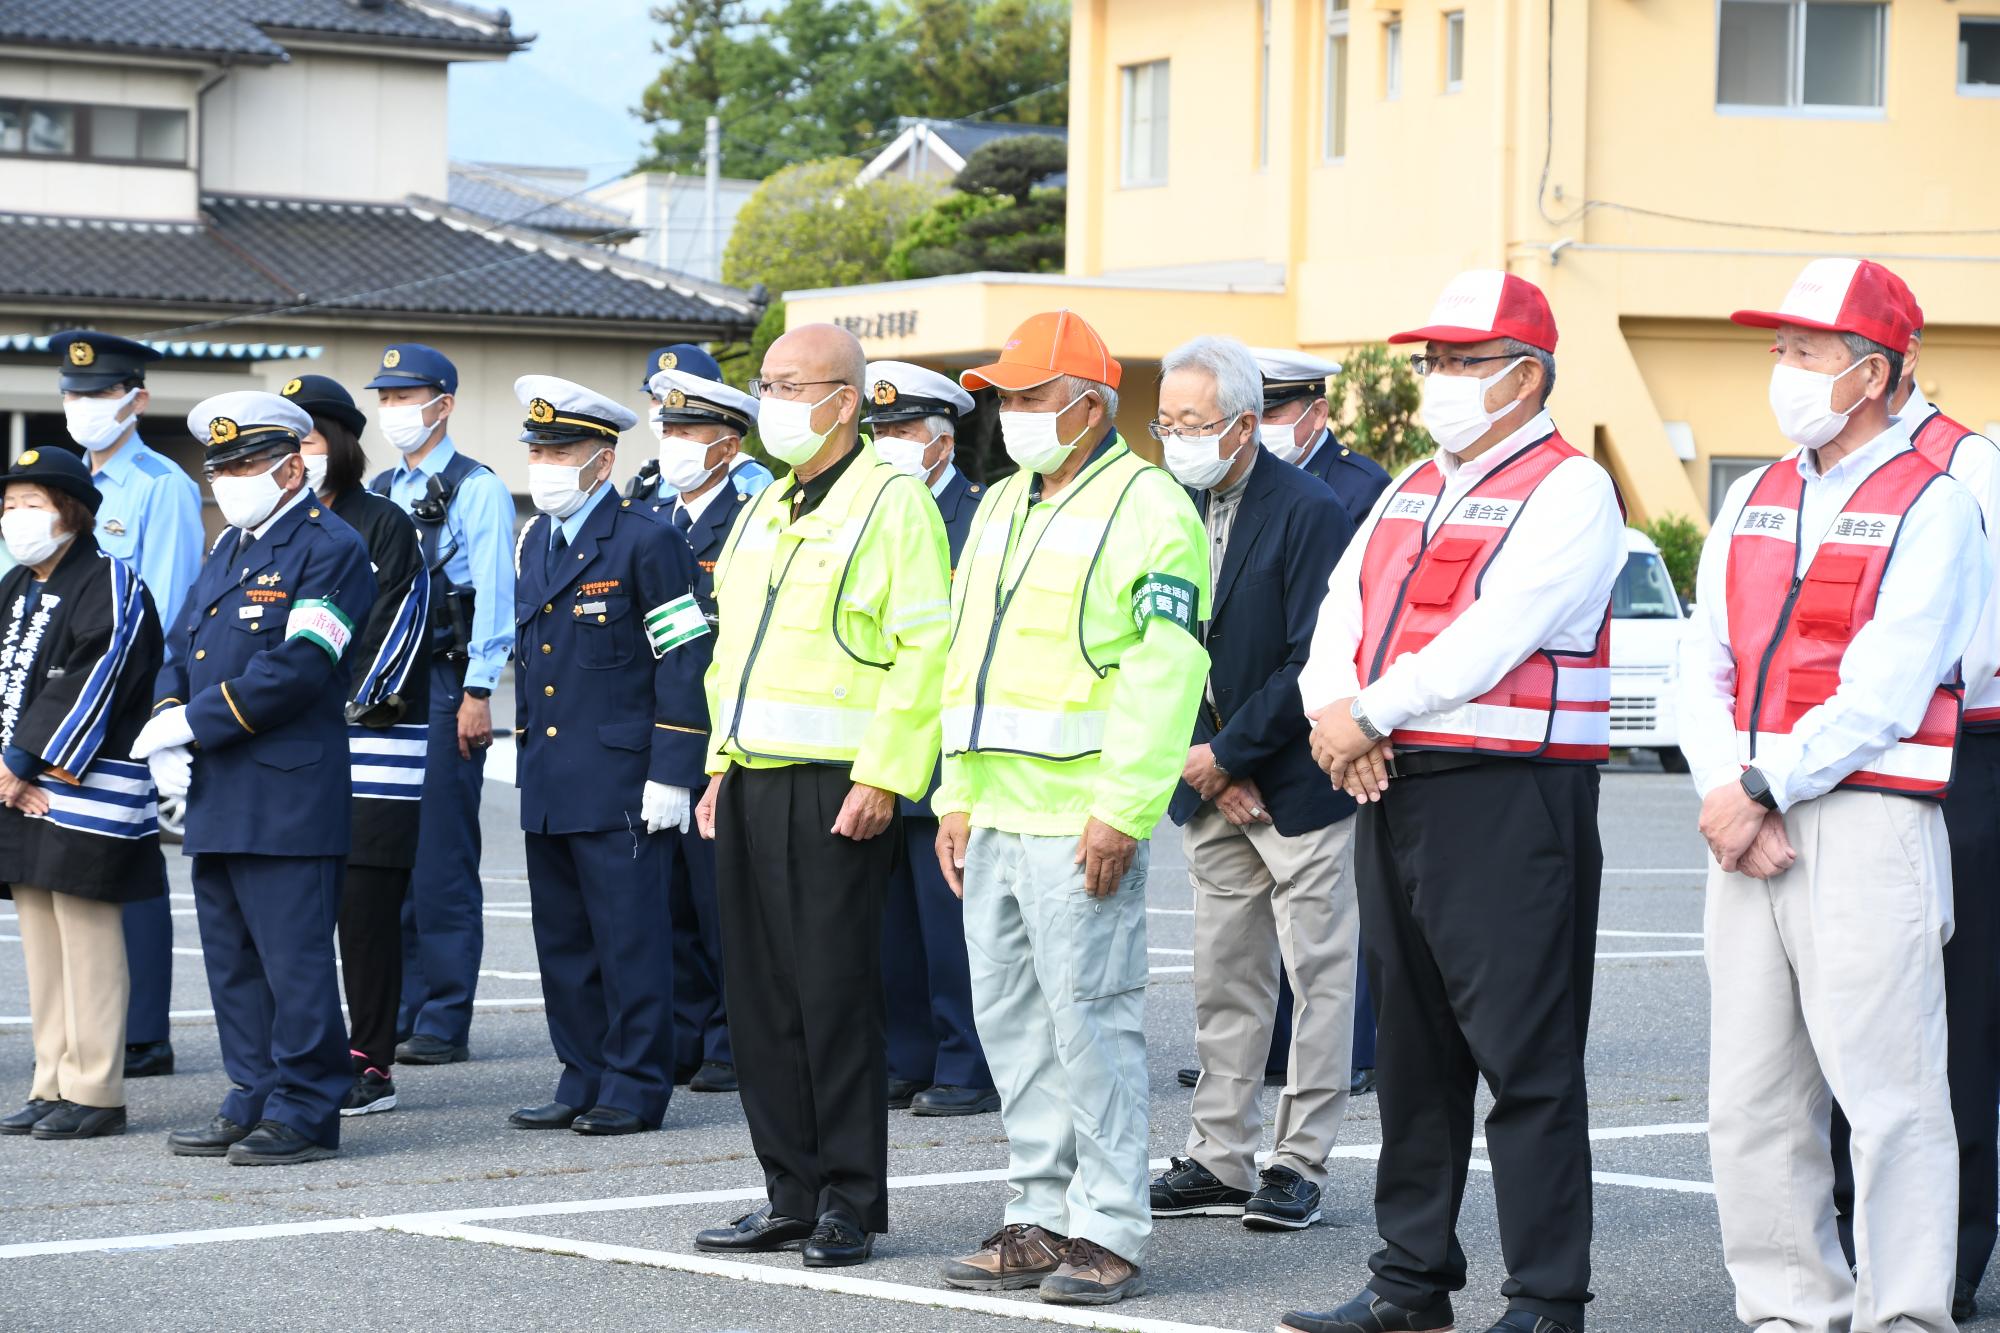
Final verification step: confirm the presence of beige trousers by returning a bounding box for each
[15,886,129,1109]
[1706,789,1958,1333]
[1183,805,1357,1191]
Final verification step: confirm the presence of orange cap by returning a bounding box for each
[961,309,1122,392]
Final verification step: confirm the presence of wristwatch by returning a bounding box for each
[1739,766,1777,811]
[463,686,492,700]
[1350,698,1385,743]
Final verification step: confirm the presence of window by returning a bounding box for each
[1716,1,1885,112]
[0,100,189,165]
[1121,60,1170,187]
[1259,0,1272,167]
[1709,457,1766,518]
[1325,0,1349,160]
[1961,19,2000,96]
[1445,11,1466,92]
[1385,20,1403,100]
[1613,552,1682,620]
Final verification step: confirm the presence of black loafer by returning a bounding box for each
[911,1084,1001,1116]
[1177,1067,1200,1088]
[395,1034,469,1066]
[1279,1290,1457,1333]
[886,1077,926,1110]
[689,1061,738,1093]
[695,1204,815,1252]
[1954,1277,1977,1324]
[123,1040,175,1079]
[572,1106,649,1135]
[0,1099,61,1135]
[508,1101,581,1130]
[226,1119,335,1166]
[169,1114,252,1157]
[1351,1067,1378,1097]
[32,1102,126,1140]
[801,1210,874,1267]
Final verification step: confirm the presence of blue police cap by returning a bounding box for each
[364,343,457,395]
[642,343,723,392]
[50,329,163,393]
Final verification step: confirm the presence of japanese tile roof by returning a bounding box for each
[0,0,525,63]
[447,163,634,239]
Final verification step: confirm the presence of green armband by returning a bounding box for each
[1132,572,1197,634]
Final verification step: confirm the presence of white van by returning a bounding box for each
[1608,527,1687,770]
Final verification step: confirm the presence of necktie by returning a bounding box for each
[672,505,694,536]
[545,527,568,581]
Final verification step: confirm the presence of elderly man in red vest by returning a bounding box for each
[1683,258,1990,1333]
[1285,270,1624,1333]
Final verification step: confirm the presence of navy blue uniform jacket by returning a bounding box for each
[645,480,753,625]
[157,497,376,857]
[513,492,712,835]
[902,467,982,820]
[1170,448,1356,838]
[1301,430,1393,526]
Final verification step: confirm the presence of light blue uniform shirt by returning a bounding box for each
[382,436,517,693]
[92,430,203,632]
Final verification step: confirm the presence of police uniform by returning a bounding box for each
[638,344,775,503]
[51,331,202,1080]
[138,392,376,1164]
[509,376,712,1133]
[633,346,758,1086]
[862,361,995,1115]
[364,344,516,1061]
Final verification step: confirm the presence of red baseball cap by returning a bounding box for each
[1388,270,1559,353]
[961,309,1123,392]
[1873,265,1924,346]
[1730,258,1913,353]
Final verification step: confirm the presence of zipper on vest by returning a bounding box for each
[1746,574,1803,757]
[724,541,804,756]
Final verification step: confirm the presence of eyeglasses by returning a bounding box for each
[748,378,846,401]
[1146,416,1235,443]
[1407,353,1516,377]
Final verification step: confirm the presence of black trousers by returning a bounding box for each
[716,763,897,1232]
[339,863,410,1072]
[1359,759,1601,1329]
[1832,727,2000,1287]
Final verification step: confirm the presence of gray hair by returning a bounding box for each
[924,413,955,439]
[1500,337,1557,407]
[1061,373,1119,426]
[1838,331,1904,395]
[1160,335,1264,426]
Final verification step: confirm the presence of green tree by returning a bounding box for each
[1330,343,1434,474]
[885,191,1010,279]
[1638,513,1703,602]
[884,136,1065,279]
[887,0,1071,123]
[723,157,939,295]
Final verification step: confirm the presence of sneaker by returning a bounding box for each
[1279,1290,1458,1333]
[940,1223,1069,1290]
[340,1068,398,1117]
[1150,1155,1252,1217]
[1039,1237,1145,1306]
[1243,1163,1322,1231]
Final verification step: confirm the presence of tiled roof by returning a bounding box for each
[448,163,633,238]
[927,119,1068,163]
[0,0,524,62]
[0,195,760,338]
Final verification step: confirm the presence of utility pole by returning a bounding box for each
[703,113,721,281]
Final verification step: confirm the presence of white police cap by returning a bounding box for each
[863,360,975,424]
[1249,347,1343,408]
[647,366,758,433]
[514,374,639,444]
[188,390,313,463]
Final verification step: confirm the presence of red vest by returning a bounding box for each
[1725,449,1961,798]
[1356,432,1612,763]
[1910,406,2000,731]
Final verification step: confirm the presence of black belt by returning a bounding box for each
[1385,749,1495,779]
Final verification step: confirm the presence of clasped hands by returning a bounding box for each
[1698,781,1797,880]
[1309,697,1394,804]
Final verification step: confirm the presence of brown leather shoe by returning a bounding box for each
[939,1223,1069,1290]
[1039,1236,1146,1305]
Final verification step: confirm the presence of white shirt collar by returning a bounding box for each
[1893,386,1936,433]
[1296,427,1331,470]
[1793,423,1910,485]
[250,484,312,541]
[1435,409,1556,486]
[675,474,730,525]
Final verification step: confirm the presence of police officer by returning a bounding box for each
[1250,348,1391,523]
[133,391,375,1165]
[507,376,712,1135]
[632,345,759,1094]
[365,344,515,1066]
[51,330,202,1082]
[631,345,775,504]
[863,360,997,1118]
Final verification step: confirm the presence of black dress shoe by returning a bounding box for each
[395,1034,469,1065]
[169,1115,252,1157]
[508,1101,581,1130]
[886,1076,926,1109]
[689,1061,738,1093]
[1351,1066,1378,1097]
[124,1040,174,1079]
[911,1085,1001,1117]
[1177,1067,1200,1088]
[1279,1290,1457,1333]
[226,1119,335,1166]
[1483,1313,1575,1333]
[0,1099,61,1135]
[1180,1066,1286,1089]
[801,1210,874,1267]
[1954,1277,1978,1323]
[572,1106,649,1135]
[32,1102,126,1140]
[694,1204,816,1252]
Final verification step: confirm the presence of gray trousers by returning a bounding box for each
[1183,806,1357,1190]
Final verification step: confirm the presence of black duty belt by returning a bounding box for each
[1385,749,1494,779]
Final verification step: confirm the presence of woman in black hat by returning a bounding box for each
[282,374,432,1117]
[0,448,167,1140]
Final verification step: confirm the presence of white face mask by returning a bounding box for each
[658,433,723,495]
[64,389,139,453]
[1000,391,1090,475]
[758,388,842,467]
[1418,356,1529,455]
[301,452,329,496]
[379,395,443,454]
[874,433,938,481]
[528,449,608,519]
[211,456,291,531]
[2,508,68,567]
[1258,420,1309,466]
[1768,358,1871,451]
[1162,421,1243,490]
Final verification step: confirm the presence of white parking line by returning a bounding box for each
[1595,951,1704,960]
[1598,929,1703,939]
[0,994,550,1027]
[1602,868,1706,875]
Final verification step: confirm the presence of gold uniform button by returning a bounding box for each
[195,649,206,660]
[309,508,321,518]
[543,684,555,696]
[543,603,552,613]
[545,726,558,738]
[597,614,606,623]
[541,643,552,654]
[208,607,217,617]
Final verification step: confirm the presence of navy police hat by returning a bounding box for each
[280,373,366,438]
[3,445,102,516]
[50,329,163,394]
[642,343,720,392]
[188,391,312,469]
[364,343,457,396]
[515,375,638,446]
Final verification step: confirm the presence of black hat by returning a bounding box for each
[4,447,103,515]
[280,373,366,438]
[50,329,163,393]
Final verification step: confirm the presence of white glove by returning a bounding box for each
[148,745,192,801]
[642,781,691,834]
[132,706,195,760]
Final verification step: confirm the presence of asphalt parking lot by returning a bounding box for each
[0,761,1956,1333]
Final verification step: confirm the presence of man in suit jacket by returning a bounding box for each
[1146,337,1361,1233]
